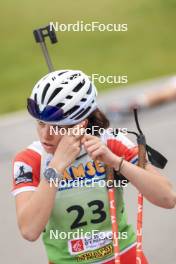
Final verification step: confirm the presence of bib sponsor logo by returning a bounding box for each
[60,160,106,191]
[68,231,112,255]
[70,239,85,253]
[14,162,33,185]
[76,244,113,262]
[44,153,106,191]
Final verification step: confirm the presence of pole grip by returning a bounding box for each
[33,25,58,43]
[33,24,58,72]
[137,135,146,169]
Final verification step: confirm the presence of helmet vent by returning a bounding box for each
[34,93,38,102]
[64,105,80,116]
[66,95,73,99]
[81,98,87,102]
[47,87,63,104]
[73,80,85,92]
[69,73,81,80]
[72,108,85,119]
[58,71,67,76]
[61,81,68,84]
[41,83,50,104]
[75,107,91,120]
[87,84,92,95]
[56,102,65,108]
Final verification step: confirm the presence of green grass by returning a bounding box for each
[1,0,176,114]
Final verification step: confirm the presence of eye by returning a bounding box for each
[37,120,45,127]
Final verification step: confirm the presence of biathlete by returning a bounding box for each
[12,70,176,264]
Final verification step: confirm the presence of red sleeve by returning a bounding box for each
[107,138,138,164]
[12,148,41,196]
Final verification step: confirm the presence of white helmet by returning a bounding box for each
[28,70,97,125]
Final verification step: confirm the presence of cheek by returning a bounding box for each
[53,134,62,145]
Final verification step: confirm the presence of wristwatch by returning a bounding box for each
[44,167,62,184]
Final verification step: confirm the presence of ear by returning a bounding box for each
[79,119,88,129]
[83,119,88,128]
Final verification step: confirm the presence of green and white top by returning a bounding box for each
[12,131,138,264]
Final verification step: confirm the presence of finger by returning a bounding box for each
[83,133,96,140]
[81,134,90,143]
[84,139,99,148]
[81,136,86,144]
[69,126,85,139]
[90,148,103,160]
[84,140,100,150]
[72,121,86,137]
[86,143,100,154]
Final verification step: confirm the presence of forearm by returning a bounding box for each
[18,178,57,241]
[112,156,176,209]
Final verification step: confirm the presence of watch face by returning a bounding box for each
[47,168,55,177]
[45,168,57,180]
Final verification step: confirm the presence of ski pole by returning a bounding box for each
[133,108,147,264]
[105,165,121,264]
[33,24,58,72]
[105,108,147,264]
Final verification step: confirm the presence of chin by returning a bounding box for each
[44,146,55,154]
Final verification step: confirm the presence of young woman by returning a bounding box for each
[12,70,176,264]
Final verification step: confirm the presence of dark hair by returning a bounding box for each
[86,108,110,136]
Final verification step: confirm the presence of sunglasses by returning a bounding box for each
[27,98,64,122]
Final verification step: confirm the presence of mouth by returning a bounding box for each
[42,142,55,151]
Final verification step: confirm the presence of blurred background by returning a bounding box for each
[1,0,176,114]
[1,0,176,263]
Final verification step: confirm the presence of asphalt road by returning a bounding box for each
[1,77,176,264]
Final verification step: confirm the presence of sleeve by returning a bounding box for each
[12,148,41,196]
[105,132,138,164]
[103,131,138,183]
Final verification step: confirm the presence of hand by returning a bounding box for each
[81,133,120,168]
[49,122,85,173]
